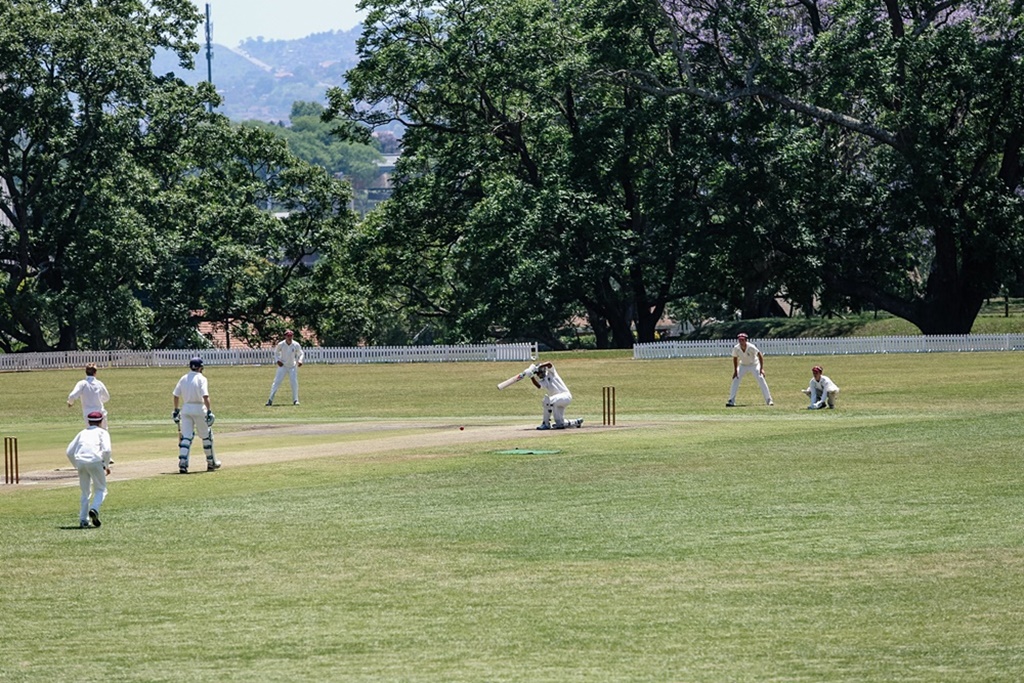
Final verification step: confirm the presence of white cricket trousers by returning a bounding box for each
[269,366,299,403]
[178,406,215,469]
[729,365,773,404]
[74,458,107,522]
[541,392,572,426]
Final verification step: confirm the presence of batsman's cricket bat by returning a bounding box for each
[497,365,536,390]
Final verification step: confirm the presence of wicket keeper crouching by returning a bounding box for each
[172,357,222,474]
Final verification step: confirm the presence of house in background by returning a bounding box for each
[197,318,318,350]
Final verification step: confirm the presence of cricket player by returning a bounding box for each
[66,411,111,528]
[266,330,305,406]
[531,362,583,430]
[172,357,221,474]
[802,365,840,409]
[67,363,110,429]
[726,332,774,407]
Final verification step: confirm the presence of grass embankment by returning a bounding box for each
[2,353,1023,681]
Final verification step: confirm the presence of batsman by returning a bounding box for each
[172,357,222,474]
[530,362,583,430]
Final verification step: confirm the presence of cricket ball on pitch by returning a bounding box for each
[459,426,464,431]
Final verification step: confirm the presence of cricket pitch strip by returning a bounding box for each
[1,420,625,492]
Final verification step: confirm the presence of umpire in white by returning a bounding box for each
[266,330,305,406]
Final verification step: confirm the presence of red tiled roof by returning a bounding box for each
[197,321,318,350]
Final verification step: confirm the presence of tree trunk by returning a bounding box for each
[827,219,986,335]
[609,314,634,348]
[57,321,78,351]
[912,297,983,334]
[586,300,635,348]
[634,302,664,344]
[586,307,610,349]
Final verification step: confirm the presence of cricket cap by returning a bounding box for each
[87,411,104,422]
[284,329,294,336]
[812,365,823,374]
[737,332,748,340]
[189,356,204,370]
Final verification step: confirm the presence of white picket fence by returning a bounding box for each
[0,343,538,372]
[634,334,1024,359]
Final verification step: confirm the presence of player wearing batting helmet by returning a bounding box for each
[172,357,221,474]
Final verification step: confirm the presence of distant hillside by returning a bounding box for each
[152,28,361,123]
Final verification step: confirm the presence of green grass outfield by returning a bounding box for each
[2,352,1024,681]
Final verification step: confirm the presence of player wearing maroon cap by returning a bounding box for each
[802,365,840,409]
[726,333,774,407]
[66,411,111,527]
[266,329,305,406]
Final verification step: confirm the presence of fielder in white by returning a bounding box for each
[726,332,774,407]
[172,357,221,474]
[266,330,305,406]
[802,365,840,409]
[67,363,110,429]
[66,411,112,528]
[531,362,583,430]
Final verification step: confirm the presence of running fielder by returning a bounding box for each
[66,411,112,528]
[67,363,110,429]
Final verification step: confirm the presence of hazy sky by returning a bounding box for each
[191,0,366,47]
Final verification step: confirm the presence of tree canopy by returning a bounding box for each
[328,0,742,347]
[325,0,1023,341]
[4,0,1019,352]
[651,0,1024,333]
[241,102,383,197]
[0,0,357,351]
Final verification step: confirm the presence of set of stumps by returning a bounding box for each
[4,436,18,484]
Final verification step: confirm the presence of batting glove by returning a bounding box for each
[172,408,180,424]
[205,412,215,426]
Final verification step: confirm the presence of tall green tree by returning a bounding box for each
[652,0,1024,333]
[0,0,203,351]
[327,0,723,347]
[0,1,358,351]
[141,121,356,348]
